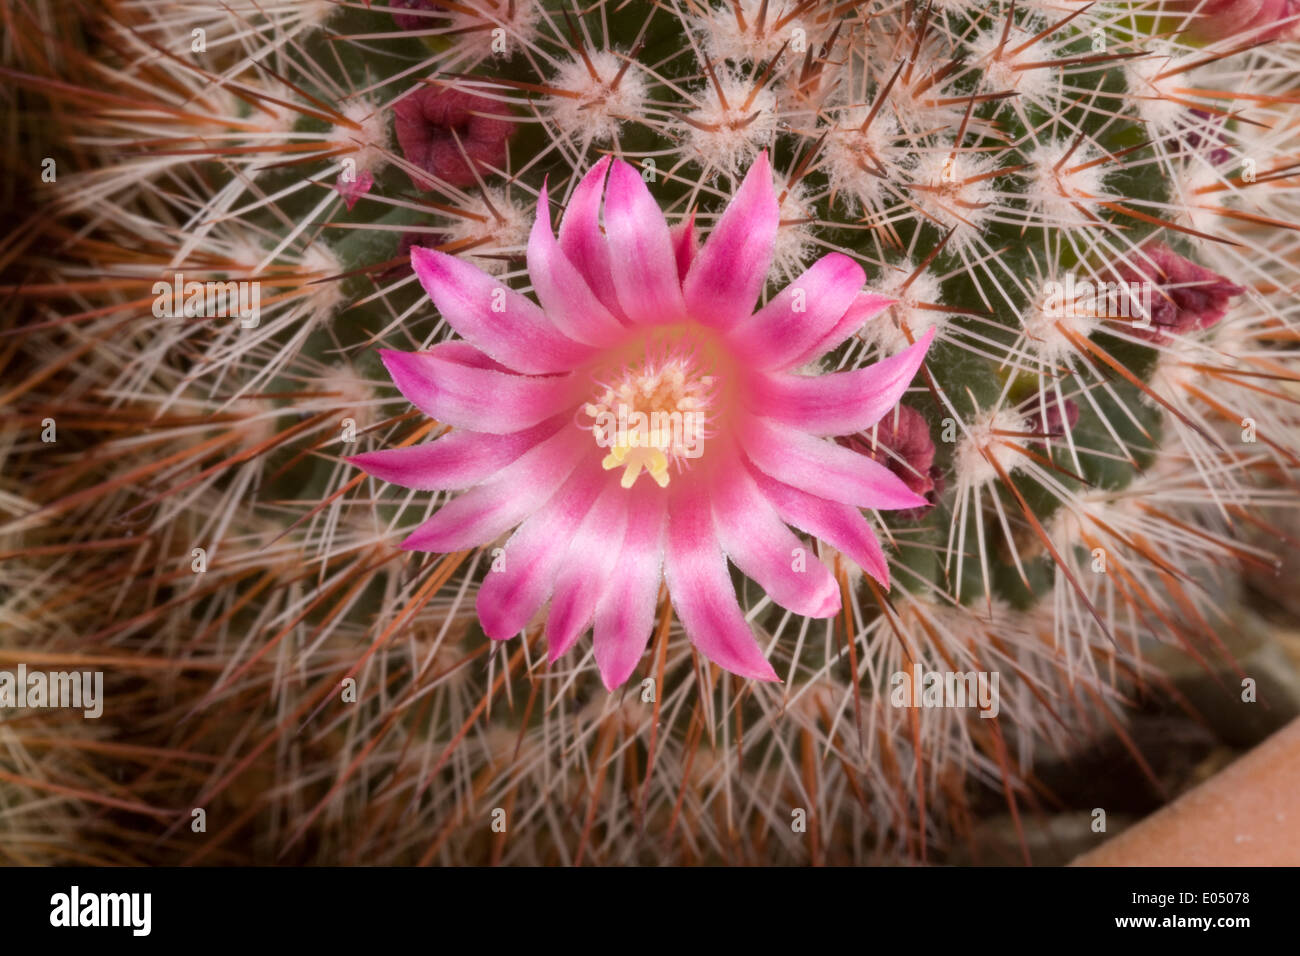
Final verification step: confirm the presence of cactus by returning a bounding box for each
[2,0,1299,864]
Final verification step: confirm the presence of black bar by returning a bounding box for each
[0,865,1286,943]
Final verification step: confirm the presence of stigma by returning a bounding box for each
[602,443,671,489]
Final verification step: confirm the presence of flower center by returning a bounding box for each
[581,333,719,489]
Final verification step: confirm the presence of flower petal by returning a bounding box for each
[750,466,891,588]
[527,183,626,348]
[713,455,840,618]
[400,427,585,552]
[592,483,667,691]
[682,152,779,330]
[725,254,868,370]
[747,328,934,435]
[380,344,580,434]
[741,416,928,512]
[558,156,625,320]
[603,159,687,324]
[545,479,631,662]
[669,212,698,282]
[476,463,607,640]
[411,246,593,374]
[663,481,779,682]
[347,416,565,491]
[788,292,895,368]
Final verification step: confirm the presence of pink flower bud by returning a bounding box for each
[840,405,942,520]
[1019,393,1079,445]
[1109,241,1245,342]
[1185,0,1300,42]
[394,86,516,190]
[388,0,444,31]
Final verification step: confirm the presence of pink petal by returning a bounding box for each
[527,184,626,348]
[592,483,667,691]
[725,254,868,370]
[475,463,607,640]
[603,159,687,324]
[557,156,625,320]
[663,481,779,682]
[788,292,896,368]
[419,339,511,371]
[334,169,374,209]
[669,212,698,282]
[545,479,630,662]
[410,246,593,375]
[682,152,779,330]
[400,427,585,552]
[747,328,935,435]
[380,344,580,434]
[740,416,929,512]
[347,415,565,491]
[750,466,891,588]
[712,455,841,618]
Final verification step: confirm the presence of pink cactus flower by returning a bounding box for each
[349,154,933,689]
[1111,241,1245,342]
[839,405,941,520]
[1185,0,1300,41]
[394,86,515,191]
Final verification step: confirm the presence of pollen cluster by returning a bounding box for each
[582,336,719,489]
